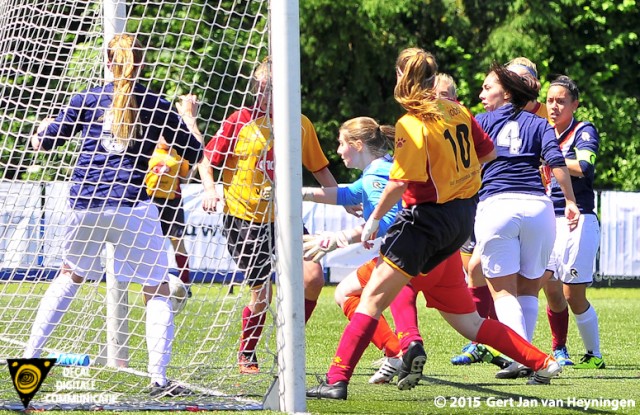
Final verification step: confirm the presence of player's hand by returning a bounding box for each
[176,94,199,118]
[302,231,351,263]
[31,117,55,150]
[344,204,363,218]
[202,189,221,213]
[361,217,380,249]
[565,201,581,231]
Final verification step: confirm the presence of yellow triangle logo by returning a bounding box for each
[7,358,56,409]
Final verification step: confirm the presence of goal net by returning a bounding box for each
[0,0,294,410]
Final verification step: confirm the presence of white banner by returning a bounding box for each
[598,191,640,278]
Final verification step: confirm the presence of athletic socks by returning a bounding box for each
[517,295,539,342]
[390,284,422,352]
[146,296,174,386]
[547,305,569,350]
[24,273,80,358]
[475,318,549,371]
[575,304,602,357]
[493,295,528,340]
[175,253,190,284]
[469,285,496,320]
[342,296,400,357]
[240,305,266,355]
[326,312,378,384]
[304,299,317,324]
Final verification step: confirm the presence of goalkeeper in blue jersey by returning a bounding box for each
[301,116,404,384]
[26,33,202,398]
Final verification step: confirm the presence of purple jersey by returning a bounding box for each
[547,119,599,215]
[475,104,565,201]
[39,82,202,210]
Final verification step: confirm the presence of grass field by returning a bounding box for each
[1,285,639,414]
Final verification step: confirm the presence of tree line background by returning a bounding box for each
[1,0,638,190]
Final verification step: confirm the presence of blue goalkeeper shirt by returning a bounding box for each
[335,154,400,237]
[475,104,566,201]
[39,82,202,210]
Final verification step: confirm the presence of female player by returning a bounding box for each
[307,48,561,400]
[474,63,580,379]
[540,75,604,369]
[197,58,342,374]
[25,34,202,397]
[301,116,404,384]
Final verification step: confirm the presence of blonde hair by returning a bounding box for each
[434,73,458,99]
[107,34,143,147]
[506,56,541,92]
[394,48,441,121]
[339,117,394,158]
[251,57,271,92]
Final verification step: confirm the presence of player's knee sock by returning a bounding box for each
[342,295,400,356]
[574,304,601,357]
[146,296,174,386]
[517,295,539,342]
[389,284,421,353]
[547,305,569,350]
[175,253,190,284]
[469,285,495,319]
[493,295,527,340]
[327,312,377,384]
[240,306,266,355]
[24,273,79,358]
[304,299,317,324]
[475,319,548,371]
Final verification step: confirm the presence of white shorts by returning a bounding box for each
[63,200,169,286]
[475,193,555,280]
[547,213,599,284]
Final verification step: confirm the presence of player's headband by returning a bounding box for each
[509,64,538,79]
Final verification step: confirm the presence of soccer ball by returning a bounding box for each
[168,274,189,314]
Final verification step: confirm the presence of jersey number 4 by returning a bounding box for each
[496,121,522,155]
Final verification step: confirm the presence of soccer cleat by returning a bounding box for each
[484,345,512,369]
[552,346,574,366]
[450,342,488,365]
[149,381,193,398]
[397,341,427,391]
[306,377,348,400]
[239,352,260,374]
[369,356,402,384]
[573,353,606,369]
[495,361,533,379]
[371,356,387,369]
[527,357,562,385]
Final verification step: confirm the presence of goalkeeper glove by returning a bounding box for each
[303,231,352,262]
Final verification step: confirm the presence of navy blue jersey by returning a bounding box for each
[39,82,202,209]
[476,104,565,201]
[547,119,598,215]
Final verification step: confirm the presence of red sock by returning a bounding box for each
[304,299,317,324]
[175,253,190,284]
[547,305,569,350]
[326,312,378,384]
[390,284,422,353]
[475,319,549,371]
[341,296,400,356]
[469,285,495,319]
[240,306,266,354]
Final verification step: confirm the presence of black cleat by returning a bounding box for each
[306,377,348,400]
[397,341,427,391]
[149,381,193,398]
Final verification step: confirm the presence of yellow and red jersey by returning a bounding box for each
[145,147,190,200]
[390,99,493,206]
[205,106,329,222]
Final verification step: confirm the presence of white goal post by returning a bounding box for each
[0,0,306,412]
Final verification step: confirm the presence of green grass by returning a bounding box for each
[1,286,639,414]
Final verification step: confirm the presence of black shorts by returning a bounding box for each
[380,197,477,277]
[459,232,476,255]
[153,197,185,238]
[224,215,275,287]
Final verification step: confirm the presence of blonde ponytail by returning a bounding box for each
[394,48,441,121]
[107,34,143,147]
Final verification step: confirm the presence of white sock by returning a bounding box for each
[493,295,527,340]
[24,273,79,358]
[517,295,539,342]
[574,305,601,357]
[146,296,174,386]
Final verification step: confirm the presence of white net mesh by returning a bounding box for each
[0,0,279,410]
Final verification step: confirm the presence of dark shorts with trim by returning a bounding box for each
[380,197,477,277]
[224,215,275,287]
[153,197,185,238]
